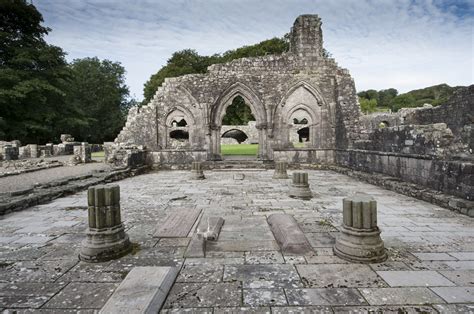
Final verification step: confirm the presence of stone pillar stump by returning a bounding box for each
[289,172,312,200]
[333,194,387,263]
[190,161,205,180]
[80,185,132,262]
[273,161,289,179]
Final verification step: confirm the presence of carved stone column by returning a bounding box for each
[80,185,132,262]
[273,161,289,179]
[333,194,387,263]
[190,161,205,180]
[289,172,312,200]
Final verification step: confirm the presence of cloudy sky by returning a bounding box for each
[36,0,473,100]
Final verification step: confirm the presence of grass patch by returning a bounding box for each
[92,151,105,158]
[221,144,258,155]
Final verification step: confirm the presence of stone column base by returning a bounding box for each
[334,226,387,263]
[79,224,132,263]
[289,184,312,200]
[190,170,205,180]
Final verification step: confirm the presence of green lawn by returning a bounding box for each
[221,144,258,155]
[92,151,105,158]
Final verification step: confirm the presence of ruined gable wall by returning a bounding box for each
[115,15,361,161]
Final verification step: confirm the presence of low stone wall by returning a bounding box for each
[150,150,208,167]
[273,148,335,164]
[336,149,473,201]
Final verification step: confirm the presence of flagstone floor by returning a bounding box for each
[0,169,473,313]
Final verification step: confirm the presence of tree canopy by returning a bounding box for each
[0,0,70,143]
[143,37,290,104]
[0,0,133,144]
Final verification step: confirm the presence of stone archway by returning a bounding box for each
[210,82,268,160]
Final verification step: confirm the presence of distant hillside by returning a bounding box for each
[358,84,467,113]
[402,84,465,107]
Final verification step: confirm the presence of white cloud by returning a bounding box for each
[36,0,473,100]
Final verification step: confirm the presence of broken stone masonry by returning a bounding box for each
[71,142,92,164]
[273,161,289,179]
[334,194,387,263]
[79,185,132,262]
[289,172,312,200]
[112,14,472,211]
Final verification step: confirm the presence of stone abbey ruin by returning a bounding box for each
[0,14,473,313]
[115,14,473,214]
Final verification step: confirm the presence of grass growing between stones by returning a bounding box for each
[221,144,258,155]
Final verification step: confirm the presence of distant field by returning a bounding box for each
[221,144,258,155]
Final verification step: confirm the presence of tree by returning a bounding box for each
[64,57,131,143]
[222,96,255,125]
[142,37,289,104]
[359,97,378,114]
[378,88,398,109]
[392,94,416,112]
[0,0,70,143]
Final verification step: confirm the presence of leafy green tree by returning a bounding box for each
[359,97,378,114]
[0,0,70,143]
[357,89,378,101]
[143,37,289,104]
[222,96,255,125]
[378,88,398,109]
[64,57,131,143]
[392,94,416,111]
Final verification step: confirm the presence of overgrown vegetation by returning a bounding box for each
[358,84,464,113]
[221,144,258,155]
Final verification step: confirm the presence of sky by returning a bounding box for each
[35,0,473,101]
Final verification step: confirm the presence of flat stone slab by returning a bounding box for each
[430,287,474,303]
[376,270,455,287]
[267,214,312,255]
[184,233,205,258]
[153,208,202,238]
[164,282,241,308]
[359,288,444,305]
[297,264,387,288]
[223,264,300,288]
[44,282,119,309]
[100,266,178,314]
[243,288,287,306]
[285,288,367,306]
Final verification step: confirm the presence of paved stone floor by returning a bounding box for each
[0,169,473,313]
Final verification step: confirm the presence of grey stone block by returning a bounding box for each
[100,266,178,314]
[267,214,312,255]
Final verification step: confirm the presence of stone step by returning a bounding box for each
[100,266,178,314]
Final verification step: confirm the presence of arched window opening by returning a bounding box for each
[297,127,310,143]
[222,96,255,125]
[169,130,189,141]
[171,119,188,127]
[222,129,248,144]
[293,118,308,124]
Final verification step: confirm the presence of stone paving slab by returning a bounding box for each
[164,282,242,308]
[359,287,444,305]
[376,270,455,287]
[43,282,119,309]
[431,286,474,303]
[0,169,473,311]
[285,288,366,306]
[297,264,387,288]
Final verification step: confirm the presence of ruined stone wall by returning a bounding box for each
[115,15,361,164]
[338,86,473,200]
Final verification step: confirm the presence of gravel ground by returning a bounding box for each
[0,158,110,193]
